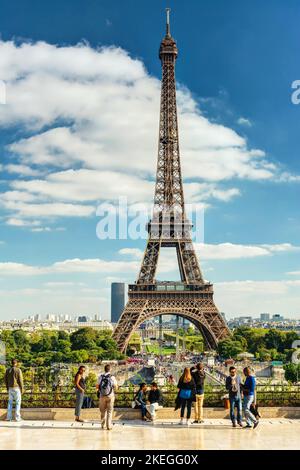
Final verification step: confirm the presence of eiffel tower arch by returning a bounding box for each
[113,9,230,353]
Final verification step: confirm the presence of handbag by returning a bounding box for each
[179,389,192,400]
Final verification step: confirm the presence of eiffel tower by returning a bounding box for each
[113,9,230,352]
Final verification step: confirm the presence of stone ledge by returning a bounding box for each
[1,407,300,420]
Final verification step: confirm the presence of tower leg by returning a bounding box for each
[113,299,148,353]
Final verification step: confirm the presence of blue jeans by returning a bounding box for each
[229,395,242,424]
[75,389,84,417]
[140,403,147,418]
[7,387,22,420]
[243,395,257,426]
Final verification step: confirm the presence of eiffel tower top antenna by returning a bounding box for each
[166,7,171,37]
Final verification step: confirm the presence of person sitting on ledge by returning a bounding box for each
[146,382,163,421]
[135,383,151,422]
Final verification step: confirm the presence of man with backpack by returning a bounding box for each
[97,364,118,430]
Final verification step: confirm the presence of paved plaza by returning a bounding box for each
[1,419,299,450]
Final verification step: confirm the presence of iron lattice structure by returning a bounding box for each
[113,10,230,352]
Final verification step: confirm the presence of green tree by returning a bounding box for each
[67,349,89,363]
[284,363,300,383]
[12,330,30,352]
[256,348,272,362]
[217,339,244,359]
[58,331,69,341]
[70,328,97,350]
[264,329,284,352]
[282,331,299,350]
[0,364,6,385]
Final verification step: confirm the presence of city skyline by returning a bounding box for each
[0,0,300,320]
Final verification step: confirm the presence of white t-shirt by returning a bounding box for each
[97,372,117,397]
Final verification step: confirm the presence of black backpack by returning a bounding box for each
[99,374,113,396]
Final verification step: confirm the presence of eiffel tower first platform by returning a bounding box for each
[113,9,230,353]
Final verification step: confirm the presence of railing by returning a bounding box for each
[0,385,300,408]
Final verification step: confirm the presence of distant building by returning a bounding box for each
[111,283,125,324]
[78,316,89,323]
[46,314,57,322]
[260,313,270,321]
[272,314,284,322]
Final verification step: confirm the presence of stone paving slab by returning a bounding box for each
[0,419,299,450]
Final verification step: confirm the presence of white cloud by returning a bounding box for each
[5,164,41,177]
[3,200,94,218]
[215,280,300,317]
[0,258,139,276]
[196,242,300,260]
[6,218,41,227]
[119,248,143,259]
[118,243,300,262]
[0,262,44,276]
[0,40,296,228]
[237,117,252,127]
[31,226,66,232]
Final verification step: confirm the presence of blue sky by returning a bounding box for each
[0,0,300,320]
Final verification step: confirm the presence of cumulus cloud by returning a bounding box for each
[4,164,41,177]
[0,258,139,276]
[118,243,300,263]
[196,242,300,260]
[237,117,252,127]
[0,40,295,228]
[215,280,300,317]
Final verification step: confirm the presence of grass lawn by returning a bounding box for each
[145,344,176,355]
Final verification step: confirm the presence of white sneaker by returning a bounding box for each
[15,418,23,422]
[179,419,184,425]
[186,420,191,426]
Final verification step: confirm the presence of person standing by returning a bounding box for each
[177,367,196,426]
[146,382,163,421]
[97,364,118,430]
[225,366,243,428]
[242,367,259,429]
[74,365,86,423]
[5,358,24,422]
[191,363,206,424]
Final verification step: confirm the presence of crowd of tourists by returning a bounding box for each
[4,358,260,430]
